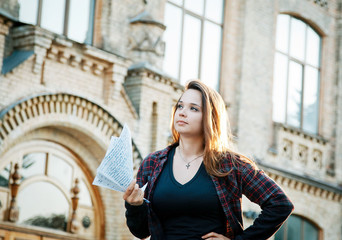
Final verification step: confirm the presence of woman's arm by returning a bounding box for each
[125,200,150,239]
[124,157,153,239]
[235,164,294,240]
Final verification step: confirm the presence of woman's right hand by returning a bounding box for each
[123,179,144,206]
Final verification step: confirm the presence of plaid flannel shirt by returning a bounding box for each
[125,144,294,240]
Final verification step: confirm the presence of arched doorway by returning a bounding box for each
[0,93,143,239]
[0,140,99,239]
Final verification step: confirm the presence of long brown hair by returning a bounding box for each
[171,80,256,177]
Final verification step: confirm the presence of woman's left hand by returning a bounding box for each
[202,232,231,240]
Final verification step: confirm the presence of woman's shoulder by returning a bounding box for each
[141,144,176,165]
[137,144,175,180]
[220,151,258,173]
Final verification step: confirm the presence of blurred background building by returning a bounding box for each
[0,0,341,239]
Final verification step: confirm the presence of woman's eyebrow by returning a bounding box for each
[179,100,201,108]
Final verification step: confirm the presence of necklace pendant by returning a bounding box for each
[186,163,190,169]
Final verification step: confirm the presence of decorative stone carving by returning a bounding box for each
[281,138,293,160]
[0,93,143,164]
[312,149,323,169]
[273,123,329,178]
[129,10,166,68]
[311,0,328,8]
[128,31,165,56]
[297,144,308,165]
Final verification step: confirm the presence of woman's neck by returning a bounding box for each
[178,136,204,157]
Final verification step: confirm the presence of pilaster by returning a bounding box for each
[0,16,12,72]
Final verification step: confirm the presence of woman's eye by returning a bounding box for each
[191,107,198,111]
[177,104,183,109]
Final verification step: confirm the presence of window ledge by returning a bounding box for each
[273,122,328,145]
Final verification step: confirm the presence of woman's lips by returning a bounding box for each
[177,120,187,125]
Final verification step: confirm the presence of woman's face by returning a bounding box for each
[174,89,203,138]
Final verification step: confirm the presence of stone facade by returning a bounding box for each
[0,0,341,239]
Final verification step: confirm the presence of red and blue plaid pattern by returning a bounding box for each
[134,144,294,240]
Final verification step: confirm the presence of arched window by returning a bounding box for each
[275,215,320,240]
[163,0,224,90]
[272,14,321,135]
[18,0,95,44]
[0,140,97,239]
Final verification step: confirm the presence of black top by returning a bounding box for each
[152,147,226,240]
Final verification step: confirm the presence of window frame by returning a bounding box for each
[275,214,322,240]
[19,0,95,45]
[273,14,322,135]
[164,0,225,88]
[0,140,97,238]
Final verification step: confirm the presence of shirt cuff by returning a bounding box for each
[125,201,147,213]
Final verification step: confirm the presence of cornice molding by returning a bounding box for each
[260,163,342,202]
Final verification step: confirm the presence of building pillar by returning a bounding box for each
[334,18,342,184]
[0,17,12,73]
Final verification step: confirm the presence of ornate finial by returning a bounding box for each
[8,163,21,222]
[72,178,80,196]
[69,178,80,233]
[12,164,20,184]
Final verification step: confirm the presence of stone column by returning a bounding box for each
[334,18,342,184]
[104,63,128,103]
[0,17,12,73]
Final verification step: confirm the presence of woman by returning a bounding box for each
[123,80,294,240]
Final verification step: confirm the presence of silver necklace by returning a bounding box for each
[177,148,203,169]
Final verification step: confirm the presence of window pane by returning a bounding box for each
[287,61,303,128]
[303,66,319,134]
[287,215,301,240]
[184,0,204,15]
[22,153,46,179]
[169,0,183,5]
[18,0,38,24]
[48,155,73,190]
[163,3,182,78]
[201,21,221,90]
[205,0,224,23]
[180,14,201,84]
[274,223,285,240]
[304,220,318,240]
[41,0,66,34]
[79,179,92,206]
[0,164,11,188]
[306,28,320,67]
[67,0,94,43]
[290,18,306,61]
[276,14,290,53]
[273,53,288,123]
[18,181,69,231]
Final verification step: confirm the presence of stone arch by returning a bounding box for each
[278,11,326,36]
[0,93,142,164]
[0,93,143,239]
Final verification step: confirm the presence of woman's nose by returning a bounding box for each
[179,108,186,117]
